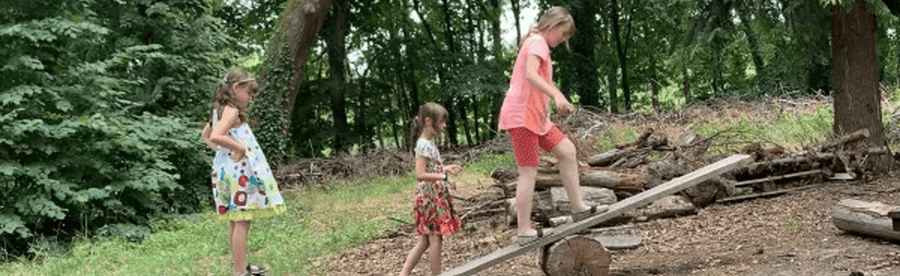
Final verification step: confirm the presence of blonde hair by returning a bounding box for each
[210,69,258,124]
[410,102,449,142]
[518,6,575,49]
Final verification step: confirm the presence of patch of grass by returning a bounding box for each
[693,106,833,153]
[0,175,419,276]
[595,124,639,151]
[787,218,806,230]
[465,152,515,175]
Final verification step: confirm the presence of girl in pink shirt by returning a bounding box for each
[498,6,607,245]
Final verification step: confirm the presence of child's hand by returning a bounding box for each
[447,179,457,190]
[229,147,246,161]
[555,97,573,116]
[204,141,218,152]
[443,164,462,174]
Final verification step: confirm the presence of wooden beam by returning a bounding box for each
[438,154,752,276]
[833,199,900,241]
[733,170,826,187]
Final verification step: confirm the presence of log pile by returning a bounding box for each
[487,127,891,229]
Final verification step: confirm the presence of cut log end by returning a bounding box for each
[540,235,611,276]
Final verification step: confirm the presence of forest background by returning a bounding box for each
[4,0,900,260]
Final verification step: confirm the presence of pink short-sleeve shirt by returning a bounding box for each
[498,34,553,135]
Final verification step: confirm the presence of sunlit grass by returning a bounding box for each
[0,174,420,276]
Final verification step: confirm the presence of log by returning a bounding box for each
[819,129,869,151]
[540,235,611,276]
[832,199,900,241]
[588,148,636,167]
[523,168,645,191]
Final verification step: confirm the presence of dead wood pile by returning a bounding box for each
[275,132,514,188]
[479,95,895,230]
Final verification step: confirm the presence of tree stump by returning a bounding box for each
[540,235,611,276]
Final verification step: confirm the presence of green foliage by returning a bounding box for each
[693,106,833,153]
[465,153,516,175]
[1,0,238,257]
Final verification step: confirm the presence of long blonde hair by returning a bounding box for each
[209,69,258,124]
[518,6,575,49]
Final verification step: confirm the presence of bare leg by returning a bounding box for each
[399,235,430,276]
[228,222,236,247]
[551,138,589,213]
[516,166,539,235]
[231,220,251,276]
[427,235,443,275]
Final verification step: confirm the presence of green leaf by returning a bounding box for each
[0,213,31,238]
[146,3,171,16]
[0,85,41,106]
[0,161,20,176]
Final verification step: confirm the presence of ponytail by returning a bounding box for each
[409,102,449,146]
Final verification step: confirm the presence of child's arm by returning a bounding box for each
[415,157,450,182]
[524,54,573,115]
[200,122,217,151]
[208,106,246,160]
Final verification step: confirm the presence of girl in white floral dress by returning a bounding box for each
[201,69,284,276]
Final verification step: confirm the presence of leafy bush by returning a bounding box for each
[0,0,234,256]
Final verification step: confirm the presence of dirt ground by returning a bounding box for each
[323,97,900,276]
[327,175,900,276]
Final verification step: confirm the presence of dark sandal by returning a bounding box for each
[516,228,554,246]
[571,205,609,222]
[246,264,267,276]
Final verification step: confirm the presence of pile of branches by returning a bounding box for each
[275,147,412,188]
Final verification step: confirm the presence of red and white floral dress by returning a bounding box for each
[413,139,461,236]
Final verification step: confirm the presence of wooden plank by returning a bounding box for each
[438,154,752,276]
[833,199,900,241]
[733,169,825,187]
[716,184,820,204]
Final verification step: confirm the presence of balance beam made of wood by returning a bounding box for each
[438,154,752,276]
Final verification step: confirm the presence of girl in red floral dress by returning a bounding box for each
[399,102,462,276]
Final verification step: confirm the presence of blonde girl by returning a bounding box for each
[399,102,463,276]
[201,69,285,276]
[499,6,607,245]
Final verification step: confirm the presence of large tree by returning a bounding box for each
[829,0,897,173]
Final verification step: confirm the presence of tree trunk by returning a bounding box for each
[327,0,348,153]
[283,0,334,121]
[683,67,692,104]
[540,235,611,276]
[565,0,600,108]
[651,78,659,113]
[510,0,522,45]
[612,0,635,111]
[830,0,889,173]
[737,4,766,86]
[489,0,501,59]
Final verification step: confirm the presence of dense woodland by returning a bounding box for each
[3,0,900,258]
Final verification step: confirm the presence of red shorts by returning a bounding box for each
[508,126,566,167]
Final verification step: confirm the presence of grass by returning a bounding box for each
[0,102,881,276]
[0,174,418,276]
[593,105,835,154]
